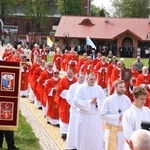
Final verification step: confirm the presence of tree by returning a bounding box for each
[91,1,108,17]
[122,0,150,18]
[91,5,100,16]
[57,0,83,15]
[99,8,107,17]
[111,0,123,17]
[112,0,150,18]
[0,0,16,22]
[24,0,56,32]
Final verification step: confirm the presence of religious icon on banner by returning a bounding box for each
[0,102,14,120]
[1,72,15,92]
[122,69,131,82]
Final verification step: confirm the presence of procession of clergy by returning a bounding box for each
[2,43,150,150]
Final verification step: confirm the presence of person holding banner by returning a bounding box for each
[53,47,62,71]
[41,45,48,62]
[31,44,40,64]
[0,131,19,150]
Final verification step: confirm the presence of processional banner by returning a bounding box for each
[0,61,21,131]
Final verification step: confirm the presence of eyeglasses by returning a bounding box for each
[48,66,53,67]
[54,72,59,74]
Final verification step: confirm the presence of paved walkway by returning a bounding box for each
[20,97,65,150]
[0,45,66,150]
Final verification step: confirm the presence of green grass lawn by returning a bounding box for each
[47,55,149,69]
[116,57,148,68]
[2,112,41,150]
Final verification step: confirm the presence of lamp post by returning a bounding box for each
[63,32,69,45]
[146,32,150,59]
[49,30,55,50]
[62,32,69,51]
[146,32,150,40]
[63,32,69,38]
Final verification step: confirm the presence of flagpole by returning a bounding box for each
[85,37,87,54]
[86,43,87,55]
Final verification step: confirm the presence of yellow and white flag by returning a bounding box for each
[47,36,53,47]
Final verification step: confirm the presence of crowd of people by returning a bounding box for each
[1,42,150,150]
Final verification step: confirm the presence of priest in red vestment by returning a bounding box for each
[53,47,62,71]
[28,55,42,101]
[61,50,69,72]
[36,62,53,115]
[91,52,101,74]
[30,60,46,108]
[96,56,109,91]
[20,55,31,97]
[55,69,77,140]
[44,69,61,125]
[67,50,79,74]
[83,56,93,76]
[128,64,140,102]
[75,53,88,72]
[135,66,150,108]
[110,61,122,95]
[41,45,48,61]
[31,44,40,63]
[105,58,116,95]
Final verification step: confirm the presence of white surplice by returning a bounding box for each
[101,93,132,150]
[66,82,82,149]
[74,83,106,150]
[122,105,150,148]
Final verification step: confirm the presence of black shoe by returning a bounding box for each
[8,146,19,150]
[61,134,67,140]
[21,95,26,98]
[47,121,51,124]
[29,100,34,103]
[38,107,42,110]
[55,124,60,127]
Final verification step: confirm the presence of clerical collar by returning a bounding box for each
[67,77,73,81]
[114,92,123,96]
[131,70,135,73]
[132,105,143,111]
[117,67,120,70]
[143,73,148,77]
[47,69,53,73]
[53,77,59,81]
[40,66,45,70]
[102,62,105,65]
[77,82,83,86]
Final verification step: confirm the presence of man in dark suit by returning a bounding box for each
[0,130,19,150]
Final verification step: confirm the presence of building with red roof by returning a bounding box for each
[55,16,150,57]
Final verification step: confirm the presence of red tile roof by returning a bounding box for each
[55,16,150,41]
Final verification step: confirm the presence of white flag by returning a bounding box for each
[86,36,96,49]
